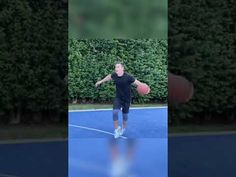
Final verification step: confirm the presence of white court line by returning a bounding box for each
[169,131,236,137]
[0,138,66,145]
[0,173,20,177]
[69,106,167,112]
[69,124,128,139]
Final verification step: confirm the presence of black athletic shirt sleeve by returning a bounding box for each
[128,74,135,84]
[111,72,116,80]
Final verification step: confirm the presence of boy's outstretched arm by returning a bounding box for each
[95,74,112,87]
[133,79,142,86]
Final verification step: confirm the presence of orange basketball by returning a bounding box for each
[168,73,194,103]
[136,83,150,95]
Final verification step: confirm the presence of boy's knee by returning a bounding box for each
[123,113,128,121]
[113,109,119,121]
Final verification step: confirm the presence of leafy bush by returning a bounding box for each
[0,0,67,124]
[169,0,236,124]
[69,39,167,103]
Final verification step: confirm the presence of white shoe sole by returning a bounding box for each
[114,127,121,138]
[120,129,125,136]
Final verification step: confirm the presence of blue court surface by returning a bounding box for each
[169,134,236,177]
[69,107,168,138]
[69,138,168,177]
[0,141,67,177]
[1,134,236,177]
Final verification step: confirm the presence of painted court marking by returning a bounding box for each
[0,138,66,145]
[69,106,167,112]
[0,173,20,177]
[169,131,236,137]
[69,124,128,139]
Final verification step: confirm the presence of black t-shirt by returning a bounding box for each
[111,72,135,103]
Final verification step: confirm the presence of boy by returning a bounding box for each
[95,62,142,138]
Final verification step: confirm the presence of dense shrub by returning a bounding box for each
[69,39,168,103]
[0,0,67,124]
[169,0,236,124]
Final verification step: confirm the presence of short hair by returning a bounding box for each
[115,61,124,67]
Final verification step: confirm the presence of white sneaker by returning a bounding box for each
[120,128,126,136]
[114,126,121,139]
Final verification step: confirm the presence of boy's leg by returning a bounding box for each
[113,98,121,129]
[122,114,128,129]
[121,102,130,129]
[114,120,119,129]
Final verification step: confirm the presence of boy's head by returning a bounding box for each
[115,61,124,75]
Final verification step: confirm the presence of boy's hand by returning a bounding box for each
[95,81,102,87]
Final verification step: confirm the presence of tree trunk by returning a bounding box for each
[9,107,21,125]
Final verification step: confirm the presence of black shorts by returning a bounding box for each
[113,98,130,114]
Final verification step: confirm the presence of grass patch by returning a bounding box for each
[0,124,67,140]
[69,103,167,110]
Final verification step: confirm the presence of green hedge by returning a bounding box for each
[169,0,236,124]
[0,0,67,124]
[69,39,167,103]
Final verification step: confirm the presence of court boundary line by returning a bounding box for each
[69,106,167,112]
[0,173,20,177]
[169,131,236,137]
[69,124,128,139]
[0,138,67,145]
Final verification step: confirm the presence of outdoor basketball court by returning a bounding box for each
[0,133,236,177]
[69,138,168,177]
[69,107,168,138]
